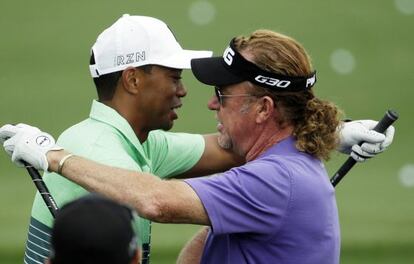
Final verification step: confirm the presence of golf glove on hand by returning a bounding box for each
[0,123,42,156]
[1,124,62,171]
[338,120,395,162]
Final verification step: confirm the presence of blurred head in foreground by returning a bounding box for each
[46,194,141,264]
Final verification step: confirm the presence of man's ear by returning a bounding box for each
[256,96,274,123]
[121,67,141,95]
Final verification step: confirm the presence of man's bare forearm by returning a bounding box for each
[47,150,210,225]
[176,134,244,178]
[176,227,209,264]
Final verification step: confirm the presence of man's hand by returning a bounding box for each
[0,124,19,144]
[338,120,395,162]
[0,124,61,171]
[0,124,42,156]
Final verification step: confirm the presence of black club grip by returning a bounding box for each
[23,161,59,218]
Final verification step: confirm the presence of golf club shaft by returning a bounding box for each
[331,110,399,187]
[23,161,59,218]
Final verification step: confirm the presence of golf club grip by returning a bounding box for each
[22,161,59,218]
[331,110,399,187]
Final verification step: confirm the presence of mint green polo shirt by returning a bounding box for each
[30,100,204,246]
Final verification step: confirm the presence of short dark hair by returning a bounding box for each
[90,52,122,101]
[90,53,153,101]
[50,194,139,264]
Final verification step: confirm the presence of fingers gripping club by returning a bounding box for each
[331,110,399,187]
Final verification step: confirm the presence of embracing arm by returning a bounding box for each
[176,134,244,178]
[0,121,395,222]
[46,150,210,225]
[176,227,209,264]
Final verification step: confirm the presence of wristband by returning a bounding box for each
[57,154,74,175]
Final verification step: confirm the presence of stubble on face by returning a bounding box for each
[217,99,254,151]
[217,129,232,149]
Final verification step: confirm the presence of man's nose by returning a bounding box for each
[207,95,220,110]
[177,83,187,97]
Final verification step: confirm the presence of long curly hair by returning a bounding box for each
[234,30,342,160]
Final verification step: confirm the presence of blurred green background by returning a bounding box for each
[1,0,413,263]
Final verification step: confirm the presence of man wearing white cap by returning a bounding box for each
[19,14,241,264]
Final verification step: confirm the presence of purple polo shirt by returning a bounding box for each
[185,136,340,264]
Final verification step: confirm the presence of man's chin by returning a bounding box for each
[159,121,174,131]
[218,135,232,150]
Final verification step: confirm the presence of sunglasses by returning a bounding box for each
[214,87,256,105]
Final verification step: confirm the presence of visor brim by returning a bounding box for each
[191,57,245,87]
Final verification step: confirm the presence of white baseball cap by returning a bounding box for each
[89,14,212,77]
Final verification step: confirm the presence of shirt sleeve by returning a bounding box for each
[185,158,292,235]
[145,130,205,179]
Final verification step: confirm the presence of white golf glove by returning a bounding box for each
[0,123,62,171]
[0,123,41,156]
[338,120,395,162]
